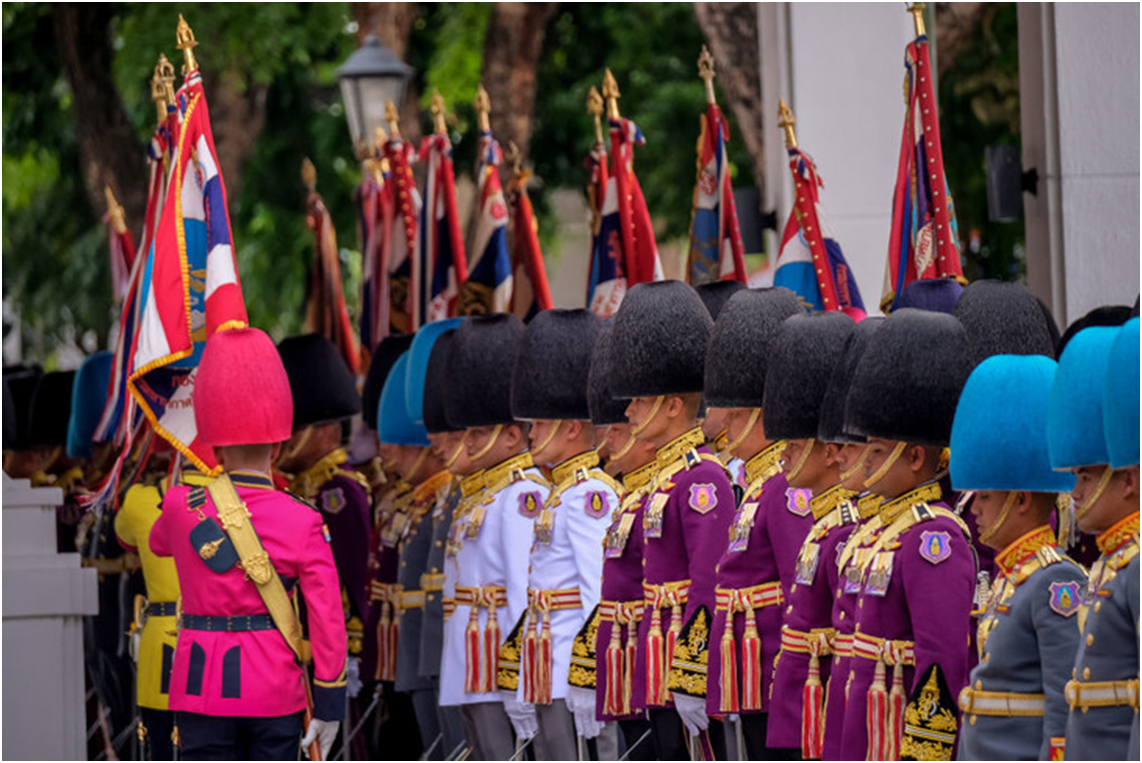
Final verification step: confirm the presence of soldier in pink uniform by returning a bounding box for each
[150,328,347,760]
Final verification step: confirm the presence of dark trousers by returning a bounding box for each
[647,709,728,761]
[618,717,654,760]
[176,711,303,761]
[740,713,799,761]
[140,708,175,761]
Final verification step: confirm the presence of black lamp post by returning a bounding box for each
[337,34,414,150]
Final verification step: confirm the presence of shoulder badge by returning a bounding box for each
[918,530,952,565]
[519,490,543,518]
[321,486,346,514]
[688,483,718,514]
[786,487,812,516]
[322,523,332,544]
[585,491,611,519]
[1048,580,1081,618]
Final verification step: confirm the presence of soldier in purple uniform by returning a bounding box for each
[702,287,807,759]
[838,309,977,761]
[607,281,736,760]
[761,312,855,759]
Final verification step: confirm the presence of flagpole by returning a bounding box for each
[777,99,798,150]
[104,187,127,235]
[430,90,448,136]
[697,45,716,105]
[587,87,605,147]
[475,84,491,134]
[907,2,926,37]
[601,69,621,121]
[176,15,199,74]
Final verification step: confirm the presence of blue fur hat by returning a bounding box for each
[894,278,964,314]
[1048,326,1117,470]
[1103,317,1140,468]
[67,352,114,459]
[405,318,463,425]
[378,352,429,446]
[951,355,1076,492]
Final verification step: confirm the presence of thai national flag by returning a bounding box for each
[881,31,964,312]
[419,133,467,326]
[507,165,552,321]
[774,147,865,318]
[585,141,625,317]
[687,102,747,285]
[126,68,248,473]
[462,131,512,315]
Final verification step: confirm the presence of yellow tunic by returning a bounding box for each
[114,469,211,709]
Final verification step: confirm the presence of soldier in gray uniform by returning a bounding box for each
[951,354,1086,760]
[1048,320,1140,761]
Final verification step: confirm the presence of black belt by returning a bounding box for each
[181,613,276,632]
[148,601,178,617]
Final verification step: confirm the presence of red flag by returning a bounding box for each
[506,165,553,321]
[357,156,389,364]
[686,101,747,284]
[608,116,663,287]
[303,160,358,373]
[381,134,422,334]
[419,130,468,325]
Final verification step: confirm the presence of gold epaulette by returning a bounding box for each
[654,451,727,493]
[336,466,373,494]
[483,453,549,499]
[1108,538,1140,571]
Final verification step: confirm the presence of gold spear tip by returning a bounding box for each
[698,45,717,104]
[104,186,127,234]
[907,3,927,37]
[475,84,491,132]
[586,87,604,117]
[430,90,448,135]
[152,53,176,109]
[776,98,797,149]
[601,69,621,120]
[176,15,199,74]
[373,125,388,151]
[301,158,317,192]
[384,100,401,138]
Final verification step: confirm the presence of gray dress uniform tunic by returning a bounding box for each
[1064,520,1140,761]
[958,528,1087,761]
[419,482,458,680]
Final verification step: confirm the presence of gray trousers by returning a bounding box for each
[534,700,576,761]
[410,688,443,760]
[460,701,514,761]
[595,722,620,761]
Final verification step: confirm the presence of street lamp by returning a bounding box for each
[337,34,414,151]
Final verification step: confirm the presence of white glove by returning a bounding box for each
[301,717,340,760]
[672,692,710,736]
[500,691,538,740]
[566,686,603,739]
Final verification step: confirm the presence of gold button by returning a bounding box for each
[791,584,798,593]
[1073,667,1077,679]
[431,567,439,573]
[1095,601,1102,613]
[975,680,982,691]
[435,540,443,548]
[839,612,846,621]
[787,606,793,614]
[1087,634,1094,647]
[970,715,977,726]
[859,600,864,608]
[427,594,435,602]
[1084,667,1091,680]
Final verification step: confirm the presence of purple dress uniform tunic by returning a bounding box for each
[634,429,735,708]
[595,461,656,720]
[766,485,859,749]
[706,442,814,716]
[318,472,374,623]
[837,483,975,761]
[362,483,412,682]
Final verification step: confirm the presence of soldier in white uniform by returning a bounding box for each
[438,314,546,759]
[508,309,619,760]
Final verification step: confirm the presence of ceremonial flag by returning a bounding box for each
[374,133,421,336]
[584,130,624,316]
[419,130,467,326]
[881,17,964,312]
[608,116,663,288]
[506,162,553,321]
[103,188,137,302]
[127,67,247,472]
[303,160,358,373]
[686,102,747,285]
[356,155,389,360]
[773,109,866,318]
[460,130,512,315]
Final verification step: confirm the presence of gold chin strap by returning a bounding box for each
[609,426,636,461]
[978,490,1019,545]
[841,446,871,483]
[1075,465,1115,520]
[726,408,761,457]
[405,447,429,483]
[784,438,815,483]
[467,424,504,463]
[445,432,468,469]
[279,426,312,464]
[630,395,665,437]
[530,420,564,461]
[864,441,908,491]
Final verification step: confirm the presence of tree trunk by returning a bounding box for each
[933,2,987,77]
[52,5,147,235]
[352,2,422,143]
[480,2,559,165]
[199,69,268,204]
[693,3,766,192]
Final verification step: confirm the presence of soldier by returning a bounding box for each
[377,346,452,758]
[695,281,748,490]
[508,309,617,759]
[839,308,976,761]
[701,286,805,759]
[413,326,471,758]
[817,317,885,761]
[951,355,1086,760]
[608,280,736,759]
[761,312,856,760]
[588,320,657,760]
[438,314,542,759]
[150,328,346,759]
[1048,321,1140,760]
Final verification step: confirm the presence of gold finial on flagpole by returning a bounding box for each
[384,101,401,139]
[601,69,621,121]
[777,99,798,150]
[301,158,317,193]
[150,72,167,125]
[587,87,605,145]
[698,45,717,105]
[175,15,199,74]
[430,90,448,136]
[104,186,127,235]
[907,2,927,37]
[476,85,491,133]
[505,140,524,178]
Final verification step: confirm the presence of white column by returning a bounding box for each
[3,475,98,760]
[758,2,915,312]
[1019,2,1140,326]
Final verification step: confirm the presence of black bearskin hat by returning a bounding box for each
[444,313,525,428]
[762,312,854,440]
[511,309,601,421]
[278,334,361,430]
[704,287,803,408]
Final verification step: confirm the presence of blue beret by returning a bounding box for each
[1048,326,1117,470]
[379,352,429,446]
[405,318,463,425]
[951,355,1075,492]
[67,351,113,459]
[1104,317,1140,468]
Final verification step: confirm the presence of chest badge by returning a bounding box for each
[688,483,717,514]
[786,488,812,516]
[519,491,543,518]
[321,487,346,514]
[585,491,610,519]
[1048,581,1081,618]
[918,530,952,565]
